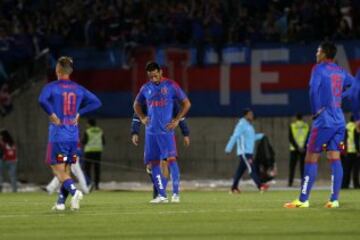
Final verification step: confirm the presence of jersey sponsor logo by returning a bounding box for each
[147,99,167,107]
[161,87,168,96]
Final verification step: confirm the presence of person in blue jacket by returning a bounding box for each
[225,108,269,193]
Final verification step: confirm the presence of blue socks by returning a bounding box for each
[151,161,166,197]
[168,160,180,195]
[330,159,343,201]
[63,179,77,196]
[299,162,318,202]
[57,184,69,204]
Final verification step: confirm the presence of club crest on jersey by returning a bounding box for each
[161,87,168,95]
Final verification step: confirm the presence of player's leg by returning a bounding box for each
[284,127,327,208]
[160,160,168,191]
[159,134,179,201]
[45,177,61,194]
[324,127,345,208]
[145,163,158,199]
[145,133,167,203]
[71,160,89,194]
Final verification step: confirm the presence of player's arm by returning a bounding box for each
[173,102,190,146]
[131,113,141,146]
[78,88,102,116]
[38,84,61,125]
[133,87,148,125]
[225,121,245,154]
[309,66,322,119]
[167,83,191,130]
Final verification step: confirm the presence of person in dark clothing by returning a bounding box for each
[254,136,277,184]
[82,118,105,190]
[288,113,309,187]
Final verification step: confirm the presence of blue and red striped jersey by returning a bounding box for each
[39,79,102,142]
[309,61,353,127]
[135,78,187,134]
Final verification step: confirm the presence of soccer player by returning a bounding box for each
[133,62,191,203]
[284,41,353,208]
[131,102,190,201]
[225,108,269,193]
[39,56,101,210]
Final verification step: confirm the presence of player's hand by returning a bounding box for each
[49,113,61,125]
[140,116,149,125]
[166,119,179,130]
[183,136,190,147]
[72,113,80,125]
[132,134,139,146]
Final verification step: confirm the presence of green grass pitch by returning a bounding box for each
[1,190,360,239]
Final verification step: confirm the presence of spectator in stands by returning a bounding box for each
[0,83,12,116]
[0,129,17,192]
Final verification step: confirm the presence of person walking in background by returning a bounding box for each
[225,108,269,194]
[341,115,360,189]
[288,113,309,187]
[0,130,17,192]
[82,118,105,191]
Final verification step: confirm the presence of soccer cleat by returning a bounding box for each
[149,195,169,204]
[259,184,269,192]
[52,203,65,211]
[283,199,309,208]
[229,188,241,194]
[171,194,180,203]
[70,190,83,210]
[324,200,339,208]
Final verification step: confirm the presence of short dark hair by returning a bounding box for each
[319,41,337,59]
[145,62,161,72]
[57,56,74,75]
[243,108,252,117]
[88,118,96,126]
[296,113,303,120]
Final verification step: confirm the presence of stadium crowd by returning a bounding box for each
[1,0,359,62]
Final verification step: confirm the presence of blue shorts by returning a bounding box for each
[144,133,177,165]
[307,126,345,153]
[46,141,78,165]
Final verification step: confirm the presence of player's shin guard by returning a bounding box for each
[57,184,69,204]
[299,162,318,202]
[151,161,166,197]
[63,178,77,196]
[330,159,343,201]
[168,159,180,195]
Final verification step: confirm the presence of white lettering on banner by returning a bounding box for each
[220,64,230,105]
[335,44,351,73]
[251,49,289,105]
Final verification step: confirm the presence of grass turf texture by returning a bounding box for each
[1,190,360,239]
